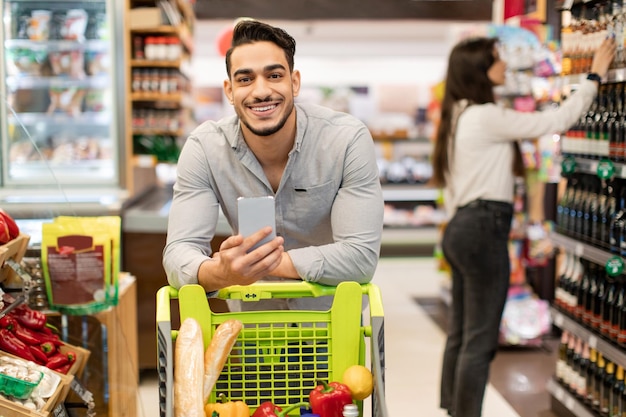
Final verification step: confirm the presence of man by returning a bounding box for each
[162,19,383,310]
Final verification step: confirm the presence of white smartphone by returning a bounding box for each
[237,196,276,251]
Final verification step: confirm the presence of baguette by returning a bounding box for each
[203,319,243,403]
[174,318,205,417]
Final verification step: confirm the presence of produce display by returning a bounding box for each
[0,353,64,412]
[0,209,20,245]
[0,294,75,374]
[173,317,375,417]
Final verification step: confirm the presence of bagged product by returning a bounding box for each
[41,216,120,315]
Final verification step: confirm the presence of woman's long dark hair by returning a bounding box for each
[431,37,498,187]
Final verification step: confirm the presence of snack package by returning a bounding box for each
[41,216,120,315]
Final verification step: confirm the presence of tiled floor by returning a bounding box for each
[136,257,559,417]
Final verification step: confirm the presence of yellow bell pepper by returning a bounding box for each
[204,393,250,417]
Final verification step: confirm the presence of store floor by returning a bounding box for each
[136,257,560,417]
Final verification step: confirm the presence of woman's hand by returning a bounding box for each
[590,37,617,78]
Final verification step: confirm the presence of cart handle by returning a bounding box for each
[156,280,384,323]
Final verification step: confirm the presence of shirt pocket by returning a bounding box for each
[291,180,338,226]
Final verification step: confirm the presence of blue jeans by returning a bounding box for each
[439,200,513,417]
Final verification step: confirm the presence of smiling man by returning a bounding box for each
[162,20,384,311]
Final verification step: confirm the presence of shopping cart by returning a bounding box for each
[156,280,388,417]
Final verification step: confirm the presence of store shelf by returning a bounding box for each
[550,231,615,266]
[546,378,595,417]
[551,307,626,366]
[381,184,438,202]
[4,39,109,51]
[8,112,111,126]
[6,74,110,90]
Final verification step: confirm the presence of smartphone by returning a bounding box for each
[237,196,276,251]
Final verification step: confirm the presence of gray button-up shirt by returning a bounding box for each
[163,102,384,309]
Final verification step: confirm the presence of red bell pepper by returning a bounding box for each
[55,362,72,374]
[10,321,62,346]
[0,328,36,362]
[252,401,309,417]
[9,305,47,330]
[40,341,57,357]
[46,352,69,370]
[0,209,19,240]
[0,315,15,330]
[309,381,353,417]
[29,345,48,365]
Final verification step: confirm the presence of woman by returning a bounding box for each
[432,36,615,417]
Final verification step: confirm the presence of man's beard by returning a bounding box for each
[240,102,294,137]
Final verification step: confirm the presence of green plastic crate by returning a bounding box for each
[156,280,388,417]
[0,367,43,400]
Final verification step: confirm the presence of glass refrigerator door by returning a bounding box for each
[0,0,123,187]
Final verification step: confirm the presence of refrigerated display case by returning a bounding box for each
[0,0,128,218]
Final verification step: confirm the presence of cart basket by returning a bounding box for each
[156,280,388,417]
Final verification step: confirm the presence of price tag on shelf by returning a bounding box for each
[575,243,584,257]
[561,156,577,176]
[597,158,616,180]
[588,334,598,349]
[565,396,575,411]
[606,256,624,277]
[554,312,564,327]
[555,385,565,401]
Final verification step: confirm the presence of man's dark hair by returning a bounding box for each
[225,20,297,77]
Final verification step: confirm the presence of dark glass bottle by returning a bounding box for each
[578,259,591,320]
[598,84,610,160]
[594,273,608,330]
[557,252,573,311]
[569,257,583,316]
[603,274,618,337]
[587,87,601,159]
[588,347,599,405]
[612,364,625,417]
[586,262,600,326]
[558,174,576,234]
[614,83,624,161]
[570,175,585,238]
[579,341,590,399]
[603,361,616,416]
[557,330,570,384]
[612,275,624,342]
[571,338,583,394]
[610,184,626,254]
[577,176,591,240]
[602,179,618,249]
[610,83,620,161]
[595,353,606,411]
[589,176,602,245]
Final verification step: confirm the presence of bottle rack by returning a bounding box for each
[126,0,195,167]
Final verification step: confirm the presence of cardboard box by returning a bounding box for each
[129,7,163,29]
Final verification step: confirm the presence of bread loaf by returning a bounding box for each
[203,319,243,402]
[174,317,205,417]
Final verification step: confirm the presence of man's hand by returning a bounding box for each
[198,227,284,291]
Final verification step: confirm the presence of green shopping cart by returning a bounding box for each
[156,280,388,417]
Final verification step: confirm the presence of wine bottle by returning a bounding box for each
[603,361,616,416]
[610,184,626,254]
[595,353,607,411]
[594,272,609,330]
[557,330,570,384]
[578,259,591,320]
[586,262,600,326]
[612,275,624,341]
[588,347,599,405]
[612,364,624,417]
[603,274,618,336]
